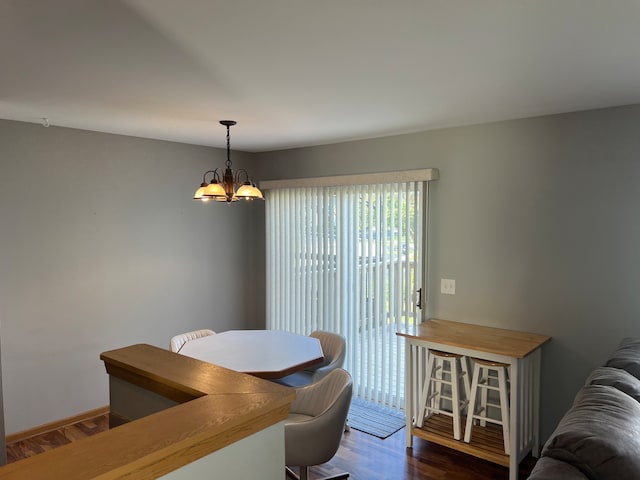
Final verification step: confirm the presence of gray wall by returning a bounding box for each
[254,104,640,440]
[0,120,262,434]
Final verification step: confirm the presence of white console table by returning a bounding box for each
[397,319,550,480]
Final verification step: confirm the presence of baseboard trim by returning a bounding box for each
[6,405,109,444]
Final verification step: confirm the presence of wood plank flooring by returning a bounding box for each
[315,426,536,480]
[5,413,536,479]
[5,414,108,464]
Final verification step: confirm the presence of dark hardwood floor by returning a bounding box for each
[316,426,536,480]
[5,414,536,479]
[5,414,109,464]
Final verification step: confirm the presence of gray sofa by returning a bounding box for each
[528,337,640,479]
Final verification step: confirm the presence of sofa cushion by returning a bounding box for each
[527,456,588,479]
[541,384,640,479]
[605,337,640,380]
[585,366,640,402]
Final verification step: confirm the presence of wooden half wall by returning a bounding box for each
[0,344,295,479]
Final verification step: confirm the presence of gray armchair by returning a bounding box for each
[285,368,353,480]
[277,330,346,387]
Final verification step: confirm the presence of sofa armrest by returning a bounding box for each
[527,456,588,480]
[541,384,640,479]
[585,366,640,402]
[605,337,640,380]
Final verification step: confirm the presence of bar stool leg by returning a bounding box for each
[433,357,443,411]
[498,366,510,455]
[479,367,489,427]
[451,361,461,440]
[464,363,481,444]
[416,352,435,427]
[461,356,472,415]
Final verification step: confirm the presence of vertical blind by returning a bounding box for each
[266,181,426,410]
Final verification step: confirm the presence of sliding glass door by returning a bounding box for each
[266,180,427,410]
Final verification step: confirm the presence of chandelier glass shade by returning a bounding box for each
[193,120,264,203]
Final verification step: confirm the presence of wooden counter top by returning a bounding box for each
[0,344,295,480]
[397,318,550,358]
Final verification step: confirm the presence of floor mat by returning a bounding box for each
[348,398,406,439]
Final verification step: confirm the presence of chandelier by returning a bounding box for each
[193,120,264,203]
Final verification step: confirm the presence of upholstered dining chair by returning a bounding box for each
[169,329,215,353]
[285,368,353,480]
[277,330,346,388]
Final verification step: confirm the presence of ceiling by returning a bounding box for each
[2,0,640,152]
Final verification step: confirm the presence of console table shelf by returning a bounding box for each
[413,414,509,467]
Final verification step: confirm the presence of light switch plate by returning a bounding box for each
[441,278,456,295]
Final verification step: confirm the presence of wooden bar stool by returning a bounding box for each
[464,358,510,454]
[417,350,470,440]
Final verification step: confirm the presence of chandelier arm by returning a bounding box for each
[234,168,251,186]
[202,169,221,184]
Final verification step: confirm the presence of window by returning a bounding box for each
[264,170,436,409]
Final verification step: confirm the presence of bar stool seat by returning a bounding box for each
[464,358,510,454]
[417,350,470,440]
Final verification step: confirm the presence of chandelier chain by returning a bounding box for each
[225,125,232,168]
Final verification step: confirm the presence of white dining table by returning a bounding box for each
[177,329,324,379]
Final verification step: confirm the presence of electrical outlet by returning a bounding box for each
[441,278,456,295]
